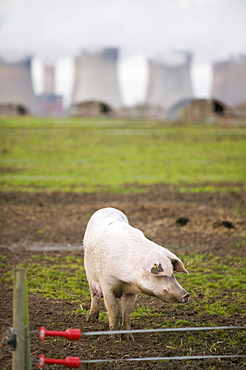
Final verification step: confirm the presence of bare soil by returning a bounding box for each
[0,183,245,369]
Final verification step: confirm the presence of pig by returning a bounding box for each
[83,207,189,340]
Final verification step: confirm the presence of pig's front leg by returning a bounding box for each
[121,294,137,341]
[87,295,100,322]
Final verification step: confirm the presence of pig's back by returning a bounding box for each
[83,207,129,249]
[84,219,157,283]
[83,207,164,283]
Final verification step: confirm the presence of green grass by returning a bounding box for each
[138,253,246,320]
[178,254,246,317]
[0,117,245,193]
[2,253,245,320]
[4,255,90,302]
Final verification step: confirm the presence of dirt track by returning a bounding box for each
[0,184,245,369]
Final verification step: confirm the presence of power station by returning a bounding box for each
[0,50,245,119]
[0,57,40,115]
[212,56,246,108]
[145,54,193,118]
[37,63,63,116]
[70,48,122,116]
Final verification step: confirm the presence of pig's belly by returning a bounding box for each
[89,274,141,299]
[112,281,141,296]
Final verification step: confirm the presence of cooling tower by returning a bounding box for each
[212,56,246,107]
[0,57,40,115]
[145,55,193,116]
[71,48,122,113]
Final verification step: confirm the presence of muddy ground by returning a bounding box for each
[0,183,245,369]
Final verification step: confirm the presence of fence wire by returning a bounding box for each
[35,326,245,366]
[80,326,246,364]
[83,354,246,364]
[82,325,245,336]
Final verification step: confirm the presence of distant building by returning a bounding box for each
[0,103,30,116]
[44,64,55,94]
[145,54,193,118]
[37,94,63,116]
[212,56,246,109]
[70,48,122,116]
[0,57,40,115]
[166,98,234,122]
[37,63,63,116]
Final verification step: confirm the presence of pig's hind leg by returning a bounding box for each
[121,293,137,341]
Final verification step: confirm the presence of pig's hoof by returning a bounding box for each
[110,333,120,341]
[86,312,99,322]
[128,333,135,341]
[122,333,134,341]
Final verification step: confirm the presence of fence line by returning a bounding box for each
[38,325,246,367]
[12,269,31,370]
[82,325,245,337]
[38,353,246,367]
[83,354,246,364]
[39,325,245,341]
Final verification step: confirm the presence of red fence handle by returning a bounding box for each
[39,326,81,340]
[39,354,81,368]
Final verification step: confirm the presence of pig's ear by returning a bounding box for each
[171,258,189,274]
[142,253,173,277]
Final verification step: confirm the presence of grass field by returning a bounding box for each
[1,117,245,368]
[0,117,246,192]
[1,252,245,320]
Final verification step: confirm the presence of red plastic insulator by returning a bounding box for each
[65,328,81,341]
[39,326,81,340]
[39,354,81,368]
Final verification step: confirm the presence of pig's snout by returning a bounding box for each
[181,292,190,304]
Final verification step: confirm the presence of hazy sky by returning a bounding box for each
[0,0,246,106]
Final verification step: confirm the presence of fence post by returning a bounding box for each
[12,268,31,370]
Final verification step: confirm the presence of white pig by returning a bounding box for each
[83,207,189,340]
